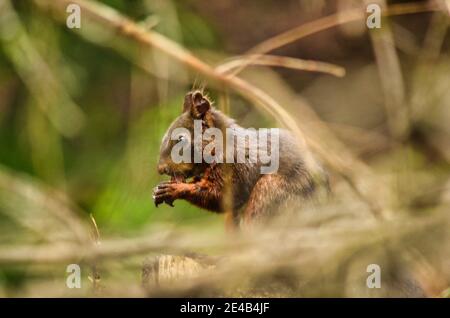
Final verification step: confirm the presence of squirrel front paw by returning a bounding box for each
[153,181,185,207]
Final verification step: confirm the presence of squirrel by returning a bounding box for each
[153,90,328,230]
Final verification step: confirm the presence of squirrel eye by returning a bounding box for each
[178,135,185,142]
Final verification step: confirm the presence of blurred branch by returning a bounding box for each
[410,8,449,124]
[444,0,450,15]
[254,1,441,52]
[215,54,345,77]
[0,228,226,266]
[365,0,410,140]
[169,214,448,297]
[233,1,441,75]
[421,9,449,60]
[0,209,446,275]
[0,165,90,243]
[0,0,85,138]
[328,123,396,156]
[145,0,188,104]
[391,22,421,55]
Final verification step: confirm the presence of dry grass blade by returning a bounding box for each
[216,54,346,77]
[89,213,101,245]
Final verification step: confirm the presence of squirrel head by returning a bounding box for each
[157,90,215,180]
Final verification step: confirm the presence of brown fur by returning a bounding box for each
[153,91,328,229]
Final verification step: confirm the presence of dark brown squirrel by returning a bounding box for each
[153,90,328,230]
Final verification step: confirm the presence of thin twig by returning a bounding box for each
[216,54,345,77]
[225,1,441,76]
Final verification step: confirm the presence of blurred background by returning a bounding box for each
[0,0,449,297]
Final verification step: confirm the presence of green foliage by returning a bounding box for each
[0,0,224,236]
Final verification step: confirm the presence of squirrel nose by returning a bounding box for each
[157,163,169,175]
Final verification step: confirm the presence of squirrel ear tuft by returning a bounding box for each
[189,91,211,118]
[183,93,192,113]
